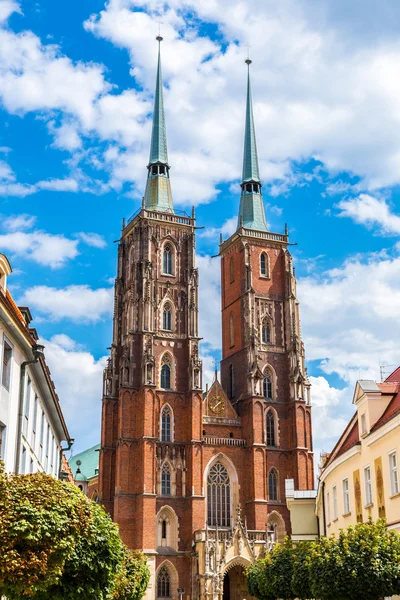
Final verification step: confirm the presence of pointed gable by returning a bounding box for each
[203,378,240,423]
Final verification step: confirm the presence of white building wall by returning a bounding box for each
[0,326,25,473]
[0,324,65,477]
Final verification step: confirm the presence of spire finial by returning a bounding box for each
[143,31,174,213]
[237,54,268,232]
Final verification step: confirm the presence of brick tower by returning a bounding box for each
[99,46,314,600]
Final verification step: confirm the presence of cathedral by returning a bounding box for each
[99,37,314,600]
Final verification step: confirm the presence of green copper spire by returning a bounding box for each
[237,59,268,232]
[144,36,174,213]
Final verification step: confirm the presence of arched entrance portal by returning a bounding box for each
[222,564,252,600]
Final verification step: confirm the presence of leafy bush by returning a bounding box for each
[0,464,150,600]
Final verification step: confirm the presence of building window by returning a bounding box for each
[332,485,338,520]
[161,364,171,390]
[360,413,367,435]
[260,253,269,277]
[163,303,172,331]
[161,406,172,442]
[0,424,5,460]
[23,377,31,437]
[268,469,278,501]
[50,435,55,471]
[2,340,12,390]
[262,319,271,344]
[326,491,331,524]
[266,410,276,447]
[263,374,273,399]
[163,244,173,275]
[31,395,38,449]
[161,463,171,496]
[229,257,234,283]
[389,452,399,496]
[157,567,171,598]
[229,312,235,347]
[161,520,167,540]
[45,424,50,471]
[228,364,234,400]
[364,466,372,506]
[207,462,231,527]
[343,478,350,514]
[39,411,45,462]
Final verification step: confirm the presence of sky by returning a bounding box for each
[1,0,400,465]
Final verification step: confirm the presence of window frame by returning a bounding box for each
[360,412,367,435]
[342,477,350,514]
[2,338,13,391]
[268,468,278,502]
[162,244,173,276]
[260,252,269,278]
[364,465,373,506]
[326,491,331,525]
[157,567,171,598]
[161,405,172,442]
[162,303,172,331]
[389,451,399,497]
[263,374,273,400]
[332,484,338,520]
[23,376,31,437]
[266,410,276,447]
[261,319,271,344]
[161,463,171,496]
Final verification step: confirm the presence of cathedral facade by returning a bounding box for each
[99,39,314,600]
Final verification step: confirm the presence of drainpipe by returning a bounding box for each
[15,344,45,474]
[58,438,74,481]
[321,480,327,537]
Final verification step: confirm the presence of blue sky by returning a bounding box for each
[2,0,400,460]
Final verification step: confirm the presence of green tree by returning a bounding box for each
[0,466,91,598]
[33,501,124,600]
[291,542,313,600]
[247,557,275,600]
[247,540,295,600]
[111,549,150,600]
[0,466,150,600]
[309,519,400,600]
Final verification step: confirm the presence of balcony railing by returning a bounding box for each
[202,436,246,447]
[127,208,193,226]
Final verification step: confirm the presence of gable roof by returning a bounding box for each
[385,365,400,383]
[371,391,400,432]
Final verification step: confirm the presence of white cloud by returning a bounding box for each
[20,285,113,322]
[76,232,107,248]
[199,216,237,241]
[0,0,20,23]
[337,193,400,235]
[41,334,107,451]
[2,214,37,231]
[197,254,221,349]
[298,250,400,384]
[0,231,79,268]
[309,376,350,442]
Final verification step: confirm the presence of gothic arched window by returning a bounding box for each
[260,252,269,277]
[157,567,171,598]
[163,303,172,330]
[207,462,231,527]
[266,410,276,447]
[163,244,173,275]
[161,520,167,539]
[229,312,235,347]
[264,374,273,399]
[229,257,234,283]
[161,463,171,496]
[268,469,278,501]
[228,364,234,400]
[161,405,172,442]
[160,354,172,389]
[262,318,271,344]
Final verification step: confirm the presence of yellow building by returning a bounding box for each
[316,369,400,537]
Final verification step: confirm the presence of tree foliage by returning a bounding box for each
[309,519,400,600]
[111,549,150,600]
[0,465,149,600]
[247,520,400,600]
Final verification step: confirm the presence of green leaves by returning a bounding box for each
[0,464,149,600]
[247,519,400,600]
